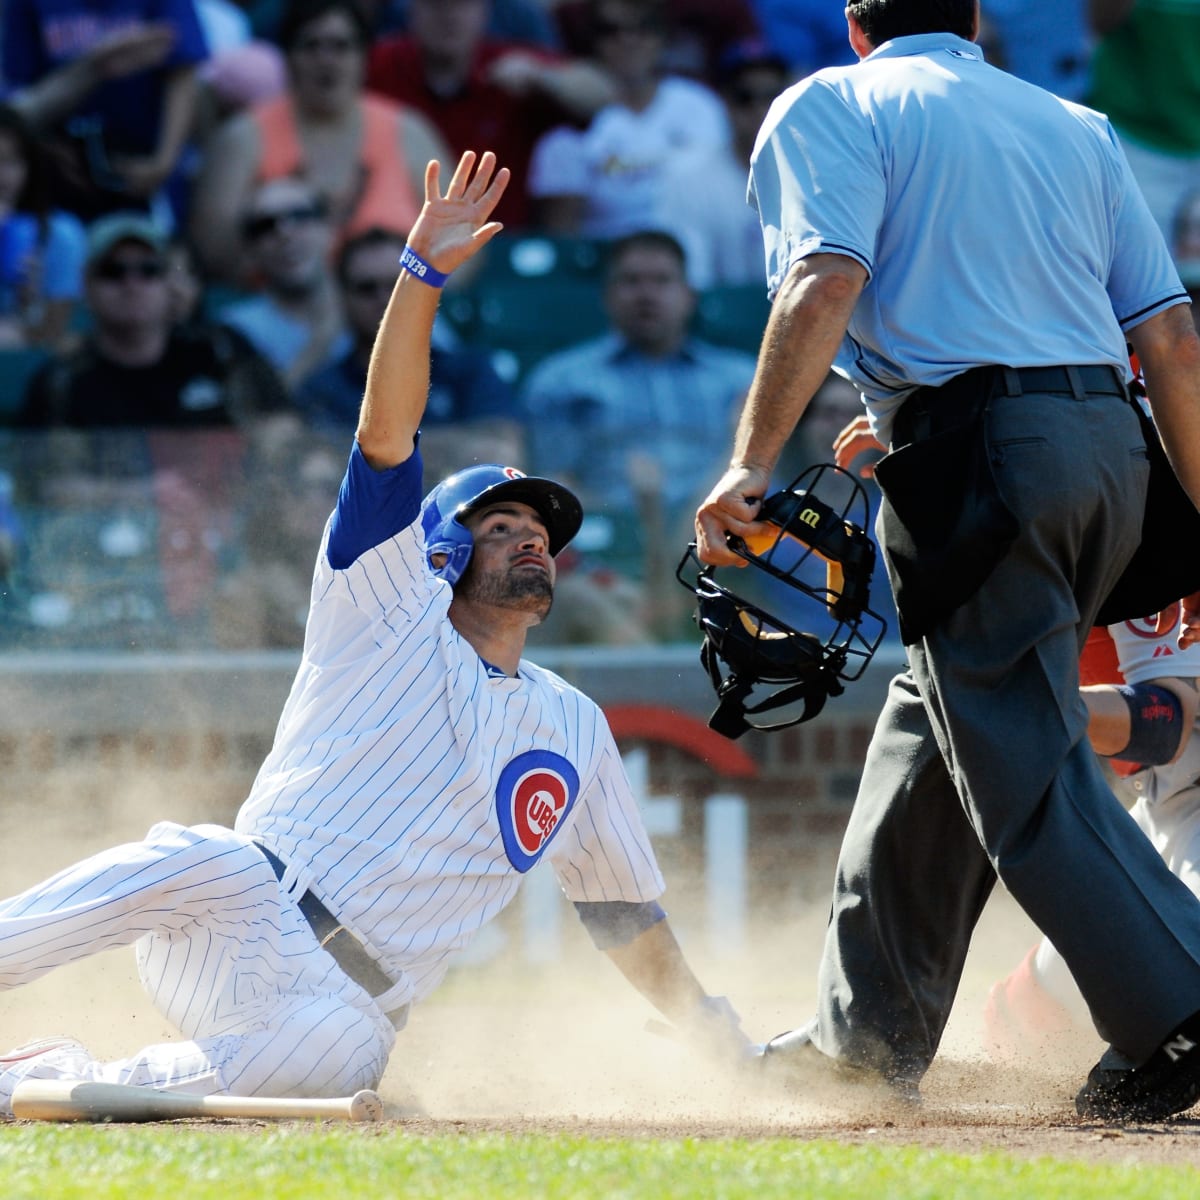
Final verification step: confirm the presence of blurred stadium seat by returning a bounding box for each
[440,234,610,383]
[694,284,771,356]
[0,347,50,421]
[1,428,247,650]
[476,233,607,284]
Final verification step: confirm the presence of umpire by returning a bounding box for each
[696,0,1200,1121]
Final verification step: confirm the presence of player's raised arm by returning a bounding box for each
[356,150,509,470]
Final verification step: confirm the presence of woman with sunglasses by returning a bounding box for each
[188,0,449,285]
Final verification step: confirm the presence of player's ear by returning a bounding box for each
[430,551,448,569]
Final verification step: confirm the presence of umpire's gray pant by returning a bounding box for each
[812,386,1200,1081]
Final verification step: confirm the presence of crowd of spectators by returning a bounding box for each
[0,0,1195,652]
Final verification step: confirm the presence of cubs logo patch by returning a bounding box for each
[496,750,579,873]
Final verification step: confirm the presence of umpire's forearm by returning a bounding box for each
[731,254,865,475]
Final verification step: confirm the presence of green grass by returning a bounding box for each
[2,1127,1199,1200]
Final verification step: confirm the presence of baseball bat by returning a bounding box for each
[11,1080,385,1123]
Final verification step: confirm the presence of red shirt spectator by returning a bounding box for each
[366,0,614,229]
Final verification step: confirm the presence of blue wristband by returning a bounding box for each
[399,245,449,288]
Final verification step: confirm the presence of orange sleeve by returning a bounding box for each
[1080,625,1122,687]
[252,95,302,183]
[342,96,421,240]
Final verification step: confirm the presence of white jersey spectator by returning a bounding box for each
[652,39,790,289]
[529,0,730,239]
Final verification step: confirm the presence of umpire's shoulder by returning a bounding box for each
[1056,94,1121,145]
[759,65,858,134]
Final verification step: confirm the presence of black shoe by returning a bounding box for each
[1076,1010,1200,1121]
[760,1026,920,1104]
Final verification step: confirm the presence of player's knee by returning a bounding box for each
[228,1003,392,1097]
[1107,683,1187,768]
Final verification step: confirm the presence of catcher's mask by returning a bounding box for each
[676,462,887,739]
[420,463,583,585]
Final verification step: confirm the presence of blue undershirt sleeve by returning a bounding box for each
[326,441,425,570]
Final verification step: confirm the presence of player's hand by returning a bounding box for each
[832,415,885,476]
[695,464,771,567]
[1174,590,1200,648]
[647,995,760,1071]
[405,151,510,278]
[683,995,760,1070]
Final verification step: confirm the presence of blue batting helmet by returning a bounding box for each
[419,464,584,585]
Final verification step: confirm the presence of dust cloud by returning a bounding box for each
[0,777,1105,1138]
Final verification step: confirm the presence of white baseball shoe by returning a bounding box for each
[0,1037,91,1118]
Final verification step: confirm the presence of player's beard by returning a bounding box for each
[458,562,554,621]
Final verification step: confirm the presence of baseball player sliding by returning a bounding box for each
[0,150,752,1113]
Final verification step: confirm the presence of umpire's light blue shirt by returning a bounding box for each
[749,33,1189,443]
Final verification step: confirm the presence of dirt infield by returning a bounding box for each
[4,783,1200,1168]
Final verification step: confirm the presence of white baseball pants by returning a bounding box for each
[0,822,394,1111]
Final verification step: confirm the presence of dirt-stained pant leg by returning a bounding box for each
[813,389,1200,1075]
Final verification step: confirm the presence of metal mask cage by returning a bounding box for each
[675,462,888,737]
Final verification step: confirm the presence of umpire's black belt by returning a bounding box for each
[255,842,403,1015]
[895,364,1129,448]
[909,363,1127,411]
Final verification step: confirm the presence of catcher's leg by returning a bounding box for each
[983,941,1095,1066]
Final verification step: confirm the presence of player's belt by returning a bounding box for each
[254,843,407,1025]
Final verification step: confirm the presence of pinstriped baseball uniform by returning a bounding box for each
[236,448,665,1007]
[0,446,664,1110]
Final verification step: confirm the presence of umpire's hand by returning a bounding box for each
[695,464,771,567]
